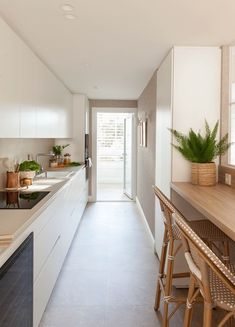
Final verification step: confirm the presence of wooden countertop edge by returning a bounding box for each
[171,182,218,220]
[171,182,235,241]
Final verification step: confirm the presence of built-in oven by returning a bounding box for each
[0,233,33,327]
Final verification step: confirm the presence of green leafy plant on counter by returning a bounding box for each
[19,160,40,172]
[69,162,81,166]
[169,120,231,163]
[52,144,70,156]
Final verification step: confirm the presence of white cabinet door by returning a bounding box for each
[0,17,72,139]
[52,79,72,138]
[85,96,89,134]
[33,234,64,327]
[33,169,88,327]
[0,19,20,137]
[17,40,36,138]
[69,94,88,161]
[35,62,55,138]
[35,62,72,138]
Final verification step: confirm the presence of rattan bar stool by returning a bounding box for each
[153,186,232,327]
[174,211,235,327]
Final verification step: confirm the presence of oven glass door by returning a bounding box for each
[0,233,33,327]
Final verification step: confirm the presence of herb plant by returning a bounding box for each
[52,144,70,156]
[19,160,41,172]
[169,121,230,163]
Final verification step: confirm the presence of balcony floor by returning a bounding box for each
[97,183,131,201]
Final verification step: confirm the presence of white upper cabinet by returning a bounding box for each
[17,37,37,138]
[73,94,89,160]
[0,19,20,137]
[56,94,89,162]
[0,17,72,138]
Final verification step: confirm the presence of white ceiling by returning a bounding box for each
[0,0,235,99]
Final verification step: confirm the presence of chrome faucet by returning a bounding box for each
[36,153,55,177]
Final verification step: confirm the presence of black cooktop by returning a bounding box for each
[0,191,50,209]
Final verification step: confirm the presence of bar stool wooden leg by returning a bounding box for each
[155,228,168,311]
[183,274,195,327]
[162,239,175,327]
[203,303,212,327]
[218,312,235,327]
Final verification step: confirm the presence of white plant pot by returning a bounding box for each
[20,171,36,179]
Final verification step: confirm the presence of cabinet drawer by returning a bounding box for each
[33,233,63,327]
[65,184,88,245]
[32,199,56,237]
[34,210,64,280]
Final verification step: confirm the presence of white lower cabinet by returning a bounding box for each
[33,169,88,327]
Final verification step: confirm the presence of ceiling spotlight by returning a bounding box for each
[61,4,74,11]
[64,13,76,20]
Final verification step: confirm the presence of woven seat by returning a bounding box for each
[153,186,232,327]
[189,220,230,242]
[174,211,235,327]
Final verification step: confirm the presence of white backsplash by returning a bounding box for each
[0,138,54,188]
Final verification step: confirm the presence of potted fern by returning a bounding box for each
[170,121,230,186]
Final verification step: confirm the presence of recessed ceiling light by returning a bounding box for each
[64,13,76,20]
[61,4,74,11]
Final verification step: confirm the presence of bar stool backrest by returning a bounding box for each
[173,211,235,301]
[153,186,179,240]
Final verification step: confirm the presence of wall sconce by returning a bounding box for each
[138,112,148,147]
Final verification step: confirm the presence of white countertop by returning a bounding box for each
[0,165,84,266]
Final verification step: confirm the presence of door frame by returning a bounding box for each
[123,114,135,200]
[91,107,137,202]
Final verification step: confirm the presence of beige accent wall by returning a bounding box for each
[137,71,157,236]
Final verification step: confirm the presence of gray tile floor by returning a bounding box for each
[39,202,227,327]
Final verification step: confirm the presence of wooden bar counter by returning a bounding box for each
[171,182,235,242]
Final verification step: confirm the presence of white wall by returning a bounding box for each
[172,47,221,181]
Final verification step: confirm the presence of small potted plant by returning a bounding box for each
[169,120,231,186]
[19,160,40,185]
[63,153,71,165]
[52,144,70,165]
